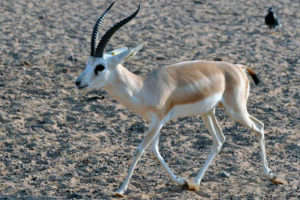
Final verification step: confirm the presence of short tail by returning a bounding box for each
[246,67,260,85]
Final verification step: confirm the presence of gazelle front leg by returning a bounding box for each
[150,134,186,186]
[114,116,164,197]
[185,111,224,191]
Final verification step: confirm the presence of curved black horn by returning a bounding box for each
[94,4,140,58]
[90,2,115,56]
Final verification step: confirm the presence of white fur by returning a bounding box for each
[168,93,222,120]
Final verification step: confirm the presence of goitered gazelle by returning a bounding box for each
[75,2,283,197]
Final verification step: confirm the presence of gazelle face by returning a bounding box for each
[76,45,143,90]
[74,2,140,90]
[76,56,111,90]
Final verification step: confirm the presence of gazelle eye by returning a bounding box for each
[94,64,105,75]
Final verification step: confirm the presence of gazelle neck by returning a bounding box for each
[105,64,144,111]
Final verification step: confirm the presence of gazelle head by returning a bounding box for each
[76,2,142,90]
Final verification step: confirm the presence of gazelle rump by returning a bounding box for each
[75,2,282,197]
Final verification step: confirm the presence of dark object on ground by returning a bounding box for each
[265,7,281,31]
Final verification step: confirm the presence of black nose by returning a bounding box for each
[75,81,80,86]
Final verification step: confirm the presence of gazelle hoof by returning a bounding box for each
[271,178,284,185]
[268,172,276,180]
[183,179,200,191]
[112,192,126,198]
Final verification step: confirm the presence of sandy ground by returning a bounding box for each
[1,0,299,199]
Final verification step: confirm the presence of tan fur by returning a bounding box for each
[107,60,249,120]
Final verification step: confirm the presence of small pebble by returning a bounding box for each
[21,60,31,66]
[220,171,230,178]
[67,55,74,61]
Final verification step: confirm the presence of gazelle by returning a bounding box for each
[75,2,282,197]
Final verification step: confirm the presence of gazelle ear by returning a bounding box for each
[123,44,143,61]
[107,44,143,67]
[107,47,128,56]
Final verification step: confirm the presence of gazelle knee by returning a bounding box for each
[150,145,159,157]
[255,123,264,134]
[219,134,225,144]
[150,144,164,161]
[212,141,223,153]
[252,128,265,144]
[250,115,264,130]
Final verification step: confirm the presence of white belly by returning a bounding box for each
[167,93,222,121]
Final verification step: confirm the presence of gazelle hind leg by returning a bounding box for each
[228,109,275,180]
[248,114,277,180]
